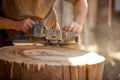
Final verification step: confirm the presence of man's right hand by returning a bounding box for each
[15,18,35,33]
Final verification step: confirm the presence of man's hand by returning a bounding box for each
[62,22,82,32]
[62,0,88,32]
[15,18,35,33]
[63,0,88,32]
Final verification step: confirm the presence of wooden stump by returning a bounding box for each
[0,45,105,80]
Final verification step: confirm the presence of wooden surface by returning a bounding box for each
[0,45,105,80]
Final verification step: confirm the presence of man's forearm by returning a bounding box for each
[0,17,35,33]
[0,17,16,30]
[73,0,88,27]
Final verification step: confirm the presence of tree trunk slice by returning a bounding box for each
[0,45,105,80]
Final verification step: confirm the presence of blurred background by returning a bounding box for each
[54,0,120,80]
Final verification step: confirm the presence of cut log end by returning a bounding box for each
[0,45,105,80]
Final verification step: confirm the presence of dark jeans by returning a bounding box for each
[0,40,13,47]
[0,29,14,47]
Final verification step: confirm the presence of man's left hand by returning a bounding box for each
[62,22,82,32]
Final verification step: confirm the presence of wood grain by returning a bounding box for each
[0,45,105,80]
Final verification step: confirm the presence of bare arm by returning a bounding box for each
[73,0,88,29]
[63,0,88,32]
[0,17,35,33]
[0,17,17,30]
